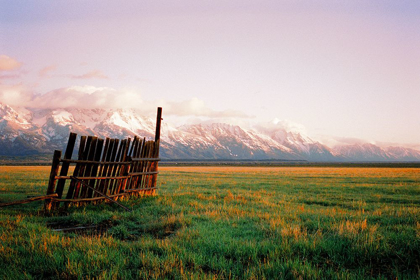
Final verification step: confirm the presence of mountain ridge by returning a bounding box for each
[1,102,419,162]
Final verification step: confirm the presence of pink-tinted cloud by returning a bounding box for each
[0,84,251,119]
[316,135,374,149]
[39,65,57,78]
[254,118,308,135]
[0,84,32,106]
[0,73,21,80]
[71,70,109,80]
[161,98,251,118]
[0,55,22,71]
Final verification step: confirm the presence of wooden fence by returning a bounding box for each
[44,107,162,211]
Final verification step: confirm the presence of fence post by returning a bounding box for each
[151,107,162,194]
[155,107,162,144]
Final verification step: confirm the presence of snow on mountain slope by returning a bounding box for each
[0,104,49,155]
[0,103,32,129]
[254,120,336,161]
[164,123,301,159]
[332,143,391,161]
[0,102,419,161]
[386,146,420,161]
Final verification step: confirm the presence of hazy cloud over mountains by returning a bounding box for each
[0,82,251,120]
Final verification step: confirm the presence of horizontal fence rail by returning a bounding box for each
[60,158,160,165]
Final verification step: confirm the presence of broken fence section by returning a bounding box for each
[44,107,162,211]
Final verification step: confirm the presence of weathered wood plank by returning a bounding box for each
[115,137,131,194]
[145,141,156,193]
[155,107,162,143]
[94,138,110,197]
[53,132,77,209]
[66,136,86,200]
[102,139,119,196]
[87,138,104,198]
[73,136,92,199]
[128,136,138,157]
[80,137,98,198]
[45,150,61,211]
[108,139,126,195]
[97,138,115,195]
[150,140,160,194]
[129,137,144,189]
[152,107,162,195]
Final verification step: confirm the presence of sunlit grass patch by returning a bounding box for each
[0,165,419,279]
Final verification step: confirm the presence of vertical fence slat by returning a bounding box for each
[155,107,162,143]
[108,139,124,195]
[132,138,145,189]
[127,137,139,189]
[151,107,162,195]
[128,136,138,157]
[115,137,131,195]
[139,141,152,191]
[146,141,155,192]
[134,139,146,190]
[98,138,115,196]
[53,132,77,209]
[109,139,126,195]
[150,140,159,194]
[73,136,92,199]
[45,150,61,211]
[80,137,98,198]
[87,138,104,198]
[103,139,119,196]
[94,138,110,197]
[66,136,86,200]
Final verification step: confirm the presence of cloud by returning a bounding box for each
[0,73,21,80]
[0,84,251,119]
[161,98,251,118]
[254,118,308,135]
[316,135,373,148]
[39,65,57,78]
[71,70,109,80]
[28,86,144,109]
[0,85,140,109]
[0,55,22,71]
[0,84,32,106]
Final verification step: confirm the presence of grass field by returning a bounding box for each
[0,166,419,279]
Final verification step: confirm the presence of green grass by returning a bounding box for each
[0,166,419,279]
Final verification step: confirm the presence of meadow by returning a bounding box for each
[0,165,419,279]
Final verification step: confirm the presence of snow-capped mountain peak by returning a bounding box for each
[0,103,32,129]
[0,102,419,161]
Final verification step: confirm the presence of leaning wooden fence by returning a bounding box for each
[44,107,162,211]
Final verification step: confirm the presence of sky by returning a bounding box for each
[0,0,419,147]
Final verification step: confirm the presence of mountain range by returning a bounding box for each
[1,102,419,162]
